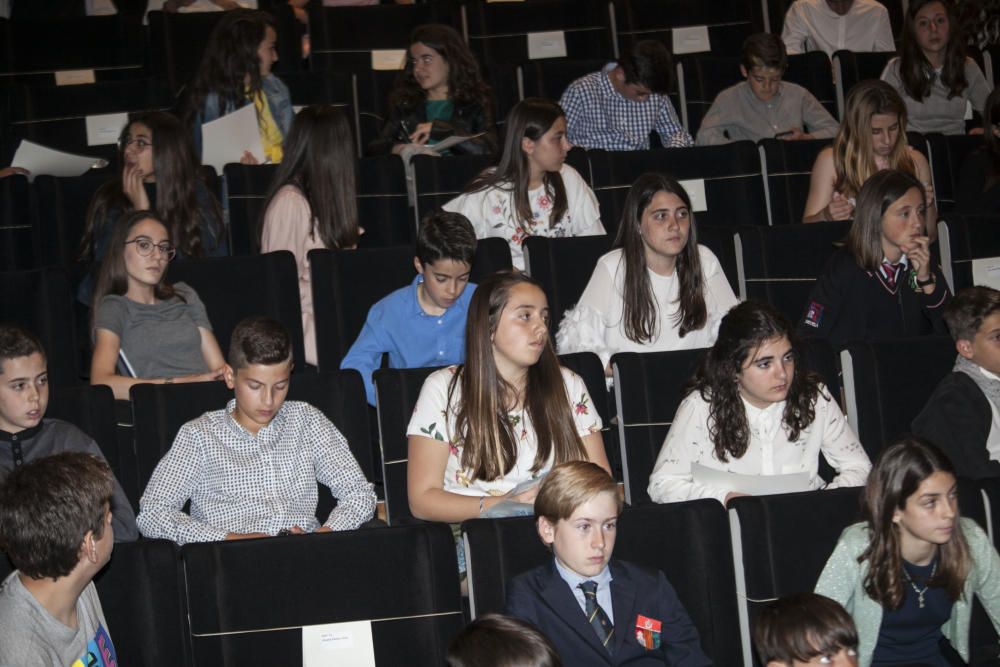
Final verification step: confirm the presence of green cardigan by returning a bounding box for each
[815,518,1000,667]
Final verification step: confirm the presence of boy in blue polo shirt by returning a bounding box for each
[342,211,477,405]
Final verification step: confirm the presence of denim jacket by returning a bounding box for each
[192,74,294,159]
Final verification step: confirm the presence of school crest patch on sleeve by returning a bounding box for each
[804,301,824,328]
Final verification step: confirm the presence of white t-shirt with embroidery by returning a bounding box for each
[442,163,606,270]
[406,365,603,496]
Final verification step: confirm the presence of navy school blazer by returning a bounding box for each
[505,558,713,666]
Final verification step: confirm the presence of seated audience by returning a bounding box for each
[341,210,477,405]
[559,40,692,150]
[137,316,376,544]
[781,0,894,59]
[956,86,1000,215]
[815,436,1000,666]
[446,614,562,667]
[183,9,292,163]
[803,80,935,231]
[754,593,859,667]
[913,286,1000,479]
[368,24,496,157]
[0,324,137,542]
[506,461,711,665]
[443,98,606,271]
[260,105,360,367]
[799,169,950,347]
[648,301,871,505]
[78,111,226,304]
[90,211,226,400]
[557,173,737,371]
[407,271,610,527]
[882,0,991,134]
[696,33,839,145]
[0,452,118,666]
[882,0,990,136]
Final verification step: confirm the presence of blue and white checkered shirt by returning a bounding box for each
[559,64,693,151]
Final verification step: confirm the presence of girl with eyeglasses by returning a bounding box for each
[369,23,496,157]
[79,111,226,305]
[90,212,226,400]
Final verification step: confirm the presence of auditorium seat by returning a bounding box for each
[840,336,956,461]
[938,215,1000,293]
[735,221,850,323]
[166,251,307,371]
[128,370,373,514]
[757,137,828,226]
[832,50,896,118]
[147,11,224,93]
[412,153,495,225]
[181,523,463,666]
[614,0,765,57]
[0,173,35,271]
[522,235,614,331]
[47,383,123,494]
[462,500,744,665]
[924,133,982,213]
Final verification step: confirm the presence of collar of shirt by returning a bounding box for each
[742,397,785,437]
[0,421,42,442]
[600,63,656,105]
[981,366,1000,382]
[408,273,463,319]
[223,398,289,441]
[741,81,784,109]
[554,555,613,590]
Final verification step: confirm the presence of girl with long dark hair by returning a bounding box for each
[260,105,359,366]
[443,98,605,270]
[882,0,991,136]
[557,172,737,371]
[78,112,226,303]
[90,212,225,400]
[407,271,610,523]
[647,300,870,505]
[183,9,292,163]
[816,437,1000,666]
[369,23,496,157]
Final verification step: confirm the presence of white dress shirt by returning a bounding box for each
[781,0,895,58]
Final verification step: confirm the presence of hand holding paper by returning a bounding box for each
[201,104,265,173]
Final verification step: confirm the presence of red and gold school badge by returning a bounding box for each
[634,615,662,650]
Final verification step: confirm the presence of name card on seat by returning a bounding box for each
[86,112,129,146]
[54,69,96,86]
[672,26,711,55]
[527,31,567,60]
[972,257,1000,290]
[303,620,375,667]
[678,178,708,212]
[371,49,406,71]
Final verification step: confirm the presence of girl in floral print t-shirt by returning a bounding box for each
[443,98,606,271]
[406,271,610,524]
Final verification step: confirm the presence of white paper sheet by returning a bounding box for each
[54,69,96,86]
[86,112,129,146]
[692,463,812,496]
[371,49,407,71]
[302,621,376,667]
[201,104,264,173]
[429,132,486,153]
[672,26,711,55]
[11,140,106,182]
[972,257,1000,290]
[527,31,567,60]
[678,178,708,212]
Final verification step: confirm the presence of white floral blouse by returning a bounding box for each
[442,163,606,270]
[406,365,603,497]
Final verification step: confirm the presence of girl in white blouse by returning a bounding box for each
[443,98,606,270]
[647,300,871,506]
[556,172,738,372]
[406,271,610,523]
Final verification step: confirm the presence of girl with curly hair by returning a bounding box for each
[882,0,991,136]
[816,436,1000,667]
[368,23,496,157]
[183,9,293,164]
[647,300,871,505]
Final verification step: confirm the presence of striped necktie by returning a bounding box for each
[579,580,614,651]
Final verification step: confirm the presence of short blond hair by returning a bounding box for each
[534,461,621,524]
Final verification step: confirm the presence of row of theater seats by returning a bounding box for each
[3,473,1000,666]
[0,130,987,276]
[4,205,998,389]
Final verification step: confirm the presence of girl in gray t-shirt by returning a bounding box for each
[90,211,226,400]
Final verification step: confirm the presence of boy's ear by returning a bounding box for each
[956,338,975,361]
[413,257,425,275]
[223,364,237,389]
[740,64,749,79]
[80,530,98,565]
[537,516,556,546]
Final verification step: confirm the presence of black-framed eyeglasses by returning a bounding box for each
[121,137,153,151]
[125,237,176,260]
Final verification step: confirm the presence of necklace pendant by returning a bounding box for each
[918,593,925,609]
